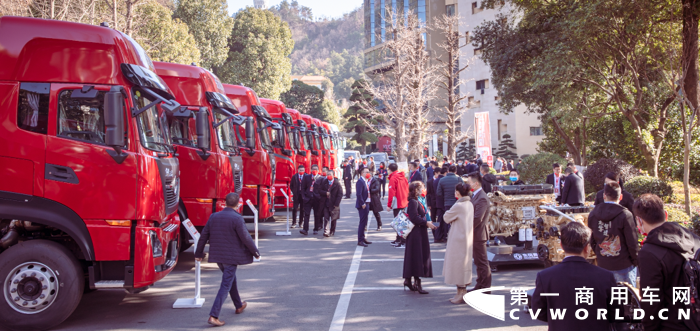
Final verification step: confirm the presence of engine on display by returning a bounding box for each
[534,205,596,267]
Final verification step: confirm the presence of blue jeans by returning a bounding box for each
[611,265,637,288]
[210,263,242,318]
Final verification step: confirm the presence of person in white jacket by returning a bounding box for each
[441,182,474,304]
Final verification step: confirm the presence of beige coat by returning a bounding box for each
[442,196,474,286]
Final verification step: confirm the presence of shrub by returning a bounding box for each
[625,176,674,202]
[518,153,567,185]
[667,206,692,227]
[691,213,700,237]
[667,181,700,204]
[583,158,639,194]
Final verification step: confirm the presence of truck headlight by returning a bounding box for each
[149,230,163,258]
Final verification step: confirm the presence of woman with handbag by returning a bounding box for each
[442,182,474,304]
[403,181,437,294]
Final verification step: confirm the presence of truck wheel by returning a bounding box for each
[0,240,84,331]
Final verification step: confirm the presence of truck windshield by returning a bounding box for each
[133,89,172,153]
[323,134,331,150]
[285,125,296,150]
[213,110,238,153]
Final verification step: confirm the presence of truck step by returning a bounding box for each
[94,280,125,289]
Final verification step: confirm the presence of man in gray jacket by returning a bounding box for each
[435,165,463,242]
[466,172,492,292]
[195,193,260,326]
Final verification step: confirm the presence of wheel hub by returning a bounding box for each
[4,262,58,314]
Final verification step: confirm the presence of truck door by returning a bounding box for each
[44,84,138,220]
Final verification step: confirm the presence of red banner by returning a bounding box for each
[377,136,392,152]
[474,112,493,167]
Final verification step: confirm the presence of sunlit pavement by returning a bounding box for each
[46,198,547,331]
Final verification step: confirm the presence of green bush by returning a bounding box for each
[625,176,674,202]
[583,158,639,194]
[667,206,692,227]
[518,153,567,185]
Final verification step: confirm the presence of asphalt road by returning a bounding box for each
[41,197,548,331]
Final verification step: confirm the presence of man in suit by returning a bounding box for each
[426,160,436,180]
[561,167,585,206]
[435,165,463,242]
[466,172,491,291]
[342,159,353,199]
[479,164,504,194]
[507,159,514,171]
[289,165,306,228]
[546,163,564,204]
[408,161,422,183]
[312,167,330,234]
[300,165,320,235]
[567,162,583,179]
[532,222,619,331]
[356,168,373,247]
[594,172,634,211]
[195,193,260,326]
[466,160,478,174]
[432,167,446,243]
[322,169,342,237]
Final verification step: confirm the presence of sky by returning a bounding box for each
[226,0,363,19]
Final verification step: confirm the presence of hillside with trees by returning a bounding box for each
[269,0,365,101]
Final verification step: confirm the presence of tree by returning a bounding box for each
[494,134,518,160]
[175,0,233,69]
[134,1,200,65]
[313,99,341,126]
[280,80,323,113]
[216,7,293,100]
[456,141,469,160]
[434,13,472,161]
[344,79,378,154]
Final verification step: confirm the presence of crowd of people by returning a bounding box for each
[191,152,700,330]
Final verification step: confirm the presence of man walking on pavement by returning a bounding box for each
[342,159,353,199]
[369,169,383,231]
[290,165,305,228]
[435,165,462,243]
[466,173,492,292]
[323,169,342,237]
[313,167,330,235]
[356,168,373,247]
[195,193,260,327]
[300,165,320,235]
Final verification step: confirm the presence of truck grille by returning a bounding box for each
[165,183,178,207]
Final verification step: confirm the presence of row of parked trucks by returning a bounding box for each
[0,17,345,330]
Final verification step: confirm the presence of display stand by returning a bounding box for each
[173,219,205,308]
[246,199,261,262]
[275,190,291,236]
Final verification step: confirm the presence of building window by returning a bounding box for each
[474,48,482,56]
[476,79,489,90]
[446,4,455,16]
[472,1,483,14]
[530,127,543,136]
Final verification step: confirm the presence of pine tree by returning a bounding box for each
[456,141,469,160]
[466,139,476,160]
[494,134,518,160]
[344,79,378,154]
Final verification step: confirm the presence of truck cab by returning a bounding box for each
[300,114,321,169]
[260,99,296,209]
[321,122,337,174]
[223,85,277,222]
[312,118,330,170]
[0,17,181,330]
[329,123,345,177]
[288,109,311,173]
[154,62,248,249]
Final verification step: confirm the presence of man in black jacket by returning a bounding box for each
[342,159,353,198]
[312,166,330,235]
[431,167,444,240]
[289,165,306,228]
[588,182,639,287]
[546,163,564,204]
[560,167,585,206]
[635,194,700,331]
[195,193,260,327]
[479,164,503,194]
[594,172,634,211]
[408,161,422,182]
[369,172,383,231]
[532,222,618,331]
[435,165,463,243]
[300,165,320,235]
[322,169,343,237]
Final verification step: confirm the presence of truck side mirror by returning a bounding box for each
[278,128,286,149]
[196,108,211,160]
[245,116,255,150]
[104,86,127,164]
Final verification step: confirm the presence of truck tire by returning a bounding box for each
[0,240,84,331]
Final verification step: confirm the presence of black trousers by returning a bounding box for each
[357,207,369,243]
[381,182,386,197]
[393,208,406,244]
[344,179,352,198]
[371,209,382,227]
[430,206,438,239]
[302,200,316,232]
[434,207,448,242]
[292,197,303,225]
[473,240,492,289]
[313,202,324,232]
[324,206,338,235]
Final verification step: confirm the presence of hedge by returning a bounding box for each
[583,158,639,194]
[517,153,567,185]
[625,176,674,202]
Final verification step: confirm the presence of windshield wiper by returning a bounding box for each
[147,141,173,154]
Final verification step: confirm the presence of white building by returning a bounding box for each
[254,0,268,9]
[457,0,543,158]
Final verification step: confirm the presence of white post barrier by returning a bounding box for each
[173,219,205,308]
[246,199,261,262]
[276,190,291,236]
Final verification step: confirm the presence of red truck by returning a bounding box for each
[0,17,181,330]
[300,114,321,169]
[312,118,330,170]
[321,122,337,173]
[260,99,296,209]
[288,109,311,173]
[154,62,250,249]
[223,85,277,222]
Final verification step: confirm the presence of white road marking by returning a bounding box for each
[329,245,364,331]
[353,286,455,290]
[361,258,445,262]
